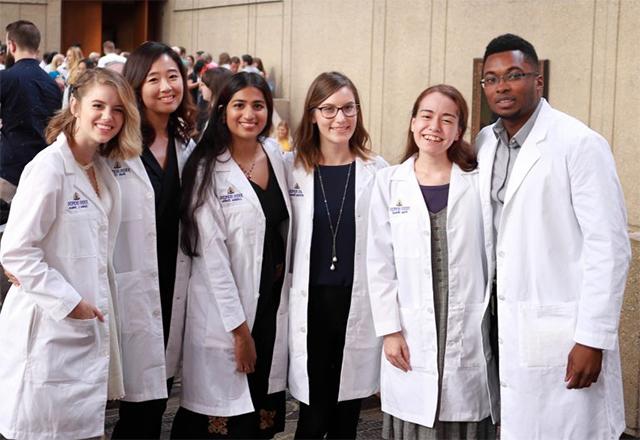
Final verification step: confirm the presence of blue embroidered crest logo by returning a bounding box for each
[289,182,304,197]
[390,199,410,215]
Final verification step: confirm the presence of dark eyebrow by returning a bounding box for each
[418,109,458,119]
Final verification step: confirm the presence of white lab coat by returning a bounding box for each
[180,138,292,416]
[0,133,121,440]
[476,99,630,439]
[367,156,499,428]
[286,153,388,405]
[108,138,194,402]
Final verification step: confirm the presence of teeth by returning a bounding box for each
[423,135,443,142]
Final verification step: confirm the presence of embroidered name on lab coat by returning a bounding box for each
[219,186,244,203]
[67,192,90,210]
[289,183,304,197]
[390,199,410,215]
[111,161,132,177]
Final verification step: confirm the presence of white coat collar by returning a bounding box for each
[392,154,474,224]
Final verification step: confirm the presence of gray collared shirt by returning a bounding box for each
[491,99,543,240]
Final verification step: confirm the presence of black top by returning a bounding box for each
[0,59,62,185]
[420,183,449,214]
[309,162,356,287]
[141,136,181,346]
[250,159,289,297]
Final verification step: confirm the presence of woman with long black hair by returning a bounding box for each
[110,41,197,439]
[172,72,291,439]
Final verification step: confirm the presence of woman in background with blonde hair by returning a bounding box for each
[58,44,84,82]
[0,68,141,440]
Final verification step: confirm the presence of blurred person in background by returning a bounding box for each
[0,20,61,222]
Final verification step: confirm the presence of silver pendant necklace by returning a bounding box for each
[316,161,353,271]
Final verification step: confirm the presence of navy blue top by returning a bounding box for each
[0,59,62,185]
[420,183,449,214]
[309,162,356,287]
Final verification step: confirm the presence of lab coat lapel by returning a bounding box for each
[60,139,105,217]
[395,155,430,228]
[215,150,262,212]
[502,100,550,207]
[447,163,472,216]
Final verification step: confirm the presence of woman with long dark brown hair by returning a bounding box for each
[286,71,387,439]
[110,41,197,439]
[172,72,291,439]
[367,84,499,439]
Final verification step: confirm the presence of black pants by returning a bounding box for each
[295,285,362,439]
[111,377,174,439]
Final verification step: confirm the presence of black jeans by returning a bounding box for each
[294,285,362,439]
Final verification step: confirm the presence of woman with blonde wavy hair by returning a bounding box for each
[0,68,141,440]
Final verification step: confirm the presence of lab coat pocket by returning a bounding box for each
[58,213,98,258]
[28,311,100,383]
[517,301,577,367]
[116,270,163,336]
[400,308,436,372]
[459,303,486,367]
[390,217,419,258]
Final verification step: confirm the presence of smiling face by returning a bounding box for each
[410,91,461,159]
[312,86,357,150]
[71,83,124,149]
[482,50,542,133]
[140,53,184,117]
[225,86,268,143]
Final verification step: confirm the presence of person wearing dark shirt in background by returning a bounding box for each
[0,20,62,222]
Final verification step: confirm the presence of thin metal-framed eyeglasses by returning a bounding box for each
[314,103,360,118]
[480,71,539,88]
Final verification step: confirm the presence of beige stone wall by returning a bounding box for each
[164,0,638,228]
[0,0,61,53]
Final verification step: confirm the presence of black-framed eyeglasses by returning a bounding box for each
[314,103,359,118]
[480,71,539,88]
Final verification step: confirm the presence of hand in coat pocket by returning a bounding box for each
[67,299,104,321]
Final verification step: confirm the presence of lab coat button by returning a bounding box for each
[498,251,505,258]
[498,337,503,345]
[153,310,161,318]
[300,326,306,333]
[301,290,307,297]
[426,307,434,314]
[498,295,505,301]
[146,192,153,199]
[500,381,507,388]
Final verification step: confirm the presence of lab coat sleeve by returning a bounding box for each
[0,161,83,321]
[568,132,631,351]
[366,171,401,336]
[197,184,247,333]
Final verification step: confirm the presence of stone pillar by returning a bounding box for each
[622,233,640,436]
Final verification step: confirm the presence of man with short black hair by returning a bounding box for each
[0,20,61,220]
[476,33,630,439]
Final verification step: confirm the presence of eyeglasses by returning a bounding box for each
[314,103,359,118]
[480,71,539,88]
